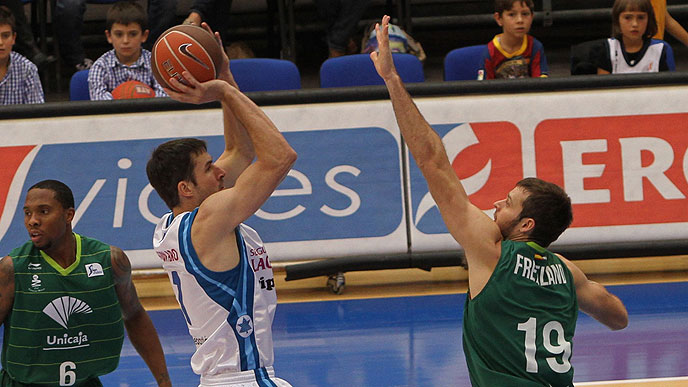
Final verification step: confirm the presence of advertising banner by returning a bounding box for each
[1,85,687,267]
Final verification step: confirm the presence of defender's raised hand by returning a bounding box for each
[370,15,397,82]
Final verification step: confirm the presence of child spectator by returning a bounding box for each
[88,0,167,101]
[597,0,673,74]
[478,0,548,80]
[0,6,44,105]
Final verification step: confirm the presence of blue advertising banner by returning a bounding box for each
[0,121,407,266]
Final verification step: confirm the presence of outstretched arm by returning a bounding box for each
[111,247,172,386]
[560,255,628,330]
[370,16,502,282]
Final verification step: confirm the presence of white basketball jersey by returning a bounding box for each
[153,209,278,380]
[608,38,664,73]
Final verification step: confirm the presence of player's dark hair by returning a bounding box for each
[611,0,657,39]
[495,0,535,14]
[147,138,207,209]
[106,0,147,31]
[29,180,75,209]
[516,177,573,247]
[0,6,16,33]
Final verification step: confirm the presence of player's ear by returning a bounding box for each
[105,30,113,44]
[65,207,75,224]
[494,12,503,26]
[520,217,535,233]
[141,29,149,43]
[177,180,194,199]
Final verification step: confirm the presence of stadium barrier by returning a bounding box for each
[1,73,687,273]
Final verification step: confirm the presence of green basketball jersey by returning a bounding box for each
[2,233,125,386]
[463,240,578,387]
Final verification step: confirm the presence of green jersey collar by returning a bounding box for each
[526,241,547,253]
[39,233,82,275]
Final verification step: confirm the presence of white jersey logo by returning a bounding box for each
[235,315,254,338]
[85,263,104,277]
[43,296,93,329]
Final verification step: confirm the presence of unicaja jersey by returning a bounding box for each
[463,240,577,387]
[153,209,278,380]
[2,234,124,386]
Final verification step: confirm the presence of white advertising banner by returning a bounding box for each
[0,84,686,268]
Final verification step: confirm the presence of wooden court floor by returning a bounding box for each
[117,254,688,386]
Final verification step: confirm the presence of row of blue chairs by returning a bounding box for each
[69,48,485,100]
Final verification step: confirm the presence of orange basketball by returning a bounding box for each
[112,80,155,99]
[151,25,223,92]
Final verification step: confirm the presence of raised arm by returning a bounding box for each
[370,16,502,275]
[560,255,628,330]
[111,247,172,386]
[0,256,15,325]
[199,23,255,188]
[165,69,296,247]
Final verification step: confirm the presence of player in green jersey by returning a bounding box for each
[371,14,629,386]
[0,180,171,386]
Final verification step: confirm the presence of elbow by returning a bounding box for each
[280,147,297,170]
[608,313,629,331]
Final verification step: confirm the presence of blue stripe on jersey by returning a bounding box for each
[177,209,243,316]
[233,230,259,371]
[254,367,278,387]
[177,210,262,372]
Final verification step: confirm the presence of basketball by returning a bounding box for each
[151,25,224,91]
[112,80,155,99]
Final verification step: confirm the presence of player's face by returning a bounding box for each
[23,188,74,251]
[618,10,648,44]
[0,24,16,62]
[495,2,533,40]
[106,22,149,65]
[493,186,529,239]
[190,151,226,204]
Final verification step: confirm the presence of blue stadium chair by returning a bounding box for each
[69,69,90,100]
[443,45,485,81]
[663,41,676,71]
[230,58,301,92]
[319,53,424,88]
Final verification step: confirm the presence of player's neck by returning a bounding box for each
[43,231,77,268]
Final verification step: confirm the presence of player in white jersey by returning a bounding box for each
[146,23,297,387]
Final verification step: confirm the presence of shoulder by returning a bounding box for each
[10,52,38,73]
[93,49,118,68]
[8,240,35,259]
[529,35,545,49]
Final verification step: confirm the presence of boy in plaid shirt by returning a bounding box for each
[0,6,44,105]
[88,0,166,100]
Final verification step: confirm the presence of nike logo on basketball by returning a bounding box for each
[178,43,210,70]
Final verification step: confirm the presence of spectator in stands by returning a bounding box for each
[0,5,44,104]
[0,0,54,69]
[88,0,166,100]
[54,0,98,71]
[144,0,179,51]
[597,0,673,74]
[181,0,231,47]
[478,0,548,80]
[651,0,688,47]
[315,0,371,58]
